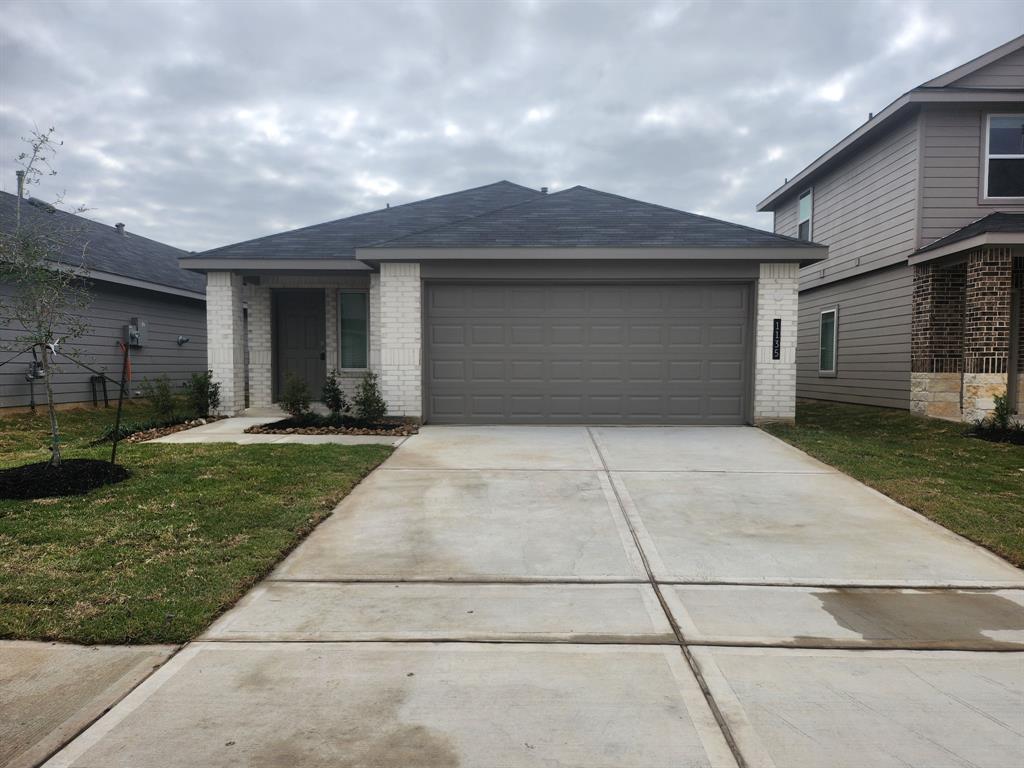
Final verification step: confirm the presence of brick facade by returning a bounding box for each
[206,271,246,416]
[911,262,965,374]
[964,247,1013,375]
[910,247,1019,421]
[754,262,799,424]
[378,262,422,418]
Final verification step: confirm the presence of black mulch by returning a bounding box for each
[0,459,130,500]
[966,426,1024,446]
[245,415,418,437]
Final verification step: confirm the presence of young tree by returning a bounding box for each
[0,127,91,467]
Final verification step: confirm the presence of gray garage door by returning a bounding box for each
[424,282,752,424]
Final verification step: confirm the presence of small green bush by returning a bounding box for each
[183,370,221,418]
[353,371,387,422]
[322,369,350,417]
[280,373,312,418]
[139,375,177,420]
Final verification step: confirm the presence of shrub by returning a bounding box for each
[183,370,221,418]
[139,375,177,420]
[353,371,387,422]
[280,372,311,418]
[322,369,349,417]
[989,392,1013,431]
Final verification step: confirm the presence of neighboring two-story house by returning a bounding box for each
[758,35,1024,421]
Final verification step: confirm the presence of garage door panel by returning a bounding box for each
[425,283,750,424]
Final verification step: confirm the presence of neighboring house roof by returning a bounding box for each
[185,181,543,266]
[910,212,1024,263]
[0,190,204,298]
[757,34,1024,212]
[365,185,820,251]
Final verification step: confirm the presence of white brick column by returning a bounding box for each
[378,262,421,418]
[754,262,798,424]
[247,284,272,408]
[206,271,246,415]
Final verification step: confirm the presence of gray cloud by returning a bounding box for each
[1,0,1021,251]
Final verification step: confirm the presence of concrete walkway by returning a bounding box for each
[44,427,1024,767]
[150,410,406,446]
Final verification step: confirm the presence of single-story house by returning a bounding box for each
[182,182,825,424]
[0,190,207,409]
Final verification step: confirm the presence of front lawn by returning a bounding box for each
[763,400,1024,568]
[0,405,392,644]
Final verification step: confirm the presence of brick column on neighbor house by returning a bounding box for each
[753,262,798,424]
[378,262,421,418]
[910,261,965,419]
[246,283,273,408]
[206,271,246,416]
[962,247,1014,422]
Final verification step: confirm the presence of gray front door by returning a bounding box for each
[424,282,752,424]
[274,289,326,400]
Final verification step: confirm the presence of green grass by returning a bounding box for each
[763,400,1024,568]
[0,405,392,644]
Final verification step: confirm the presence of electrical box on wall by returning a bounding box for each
[123,317,146,347]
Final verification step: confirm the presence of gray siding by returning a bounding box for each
[775,114,920,292]
[919,104,1024,246]
[1,279,207,409]
[796,264,912,409]
[951,47,1024,88]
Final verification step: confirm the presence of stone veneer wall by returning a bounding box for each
[910,262,966,419]
[754,262,799,424]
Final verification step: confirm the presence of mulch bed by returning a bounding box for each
[0,458,129,500]
[966,426,1024,446]
[246,416,419,437]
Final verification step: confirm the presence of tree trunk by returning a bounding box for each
[40,347,62,467]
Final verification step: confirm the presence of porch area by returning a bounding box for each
[911,245,1023,421]
[202,264,421,418]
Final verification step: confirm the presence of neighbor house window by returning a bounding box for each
[797,189,813,241]
[819,308,837,376]
[985,114,1024,199]
[338,291,368,369]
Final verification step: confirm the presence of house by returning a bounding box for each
[0,190,207,409]
[757,34,1024,422]
[182,182,824,424]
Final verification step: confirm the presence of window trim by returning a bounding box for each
[797,188,814,241]
[818,306,838,377]
[983,113,1024,201]
[337,289,369,371]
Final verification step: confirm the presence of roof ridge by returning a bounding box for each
[572,185,819,247]
[364,184,555,247]
[0,190,189,255]
[194,180,540,257]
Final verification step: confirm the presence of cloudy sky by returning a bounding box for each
[1,1,1021,252]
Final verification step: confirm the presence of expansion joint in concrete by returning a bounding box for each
[584,427,751,768]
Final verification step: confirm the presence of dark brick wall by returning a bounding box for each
[1015,256,1023,373]
[911,262,965,373]
[964,247,1013,375]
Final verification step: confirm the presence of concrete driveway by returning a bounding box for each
[46,427,1024,768]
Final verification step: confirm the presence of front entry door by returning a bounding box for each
[274,289,326,400]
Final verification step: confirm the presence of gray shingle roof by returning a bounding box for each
[915,212,1024,254]
[0,191,204,295]
[189,181,543,261]
[367,186,820,249]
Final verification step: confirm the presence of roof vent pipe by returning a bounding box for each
[115,223,125,235]
[15,170,25,199]
[541,186,548,194]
